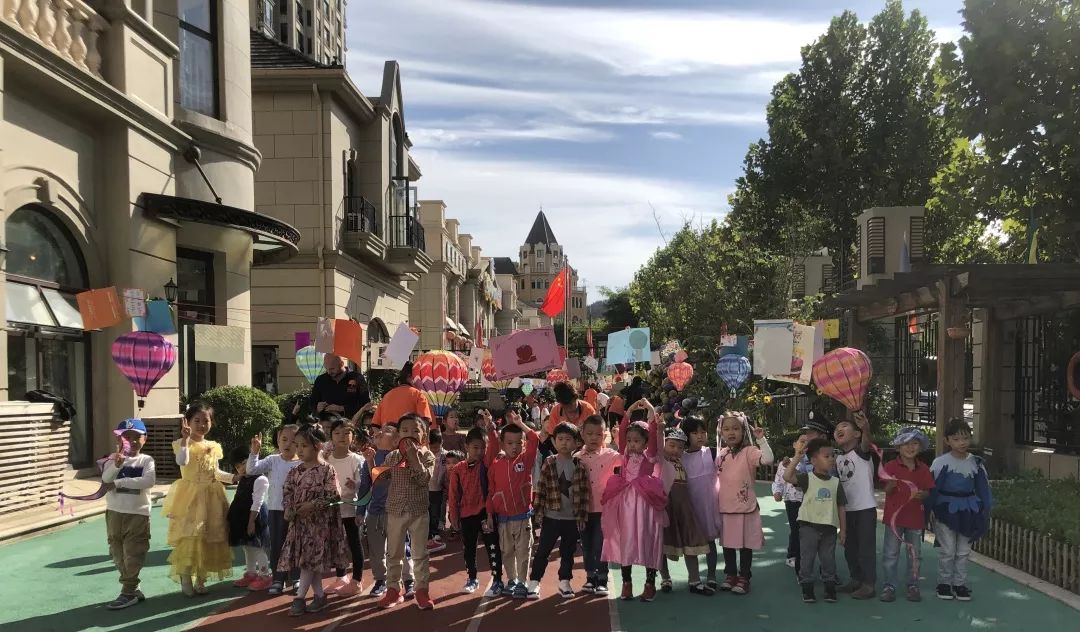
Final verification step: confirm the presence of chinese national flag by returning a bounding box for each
[540,268,568,318]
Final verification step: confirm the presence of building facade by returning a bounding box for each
[250,0,345,66]
[515,211,588,324]
[248,35,429,393]
[409,200,470,352]
[492,257,520,335]
[1,2,298,475]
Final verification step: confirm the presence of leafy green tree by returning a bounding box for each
[598,287,639,332]
[200,386,283,461]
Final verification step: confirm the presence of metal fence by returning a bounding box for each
[1013,311,1080,452]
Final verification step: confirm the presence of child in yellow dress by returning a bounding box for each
[163,402,236,595]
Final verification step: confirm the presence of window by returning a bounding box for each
[176,249,216,399]
[306,37,312,54]
[520,279,525,290]
[536,261,544,273]
[280,22,288,42]
[306,8,311,25]
[178,0,217,117]
[866,217,886,275]
[296,27,303,48]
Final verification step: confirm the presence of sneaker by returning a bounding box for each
[248,576,273,592]
[582,579,596,594]
[464,578,480,593]
[485,579,505,598]
[907,585,922,602]
[620,582,634,600]
[786,557,797,568]
[731,577,751,595]
[369,580,387,597]
[719,575,737,591]
[558,580,574,598]
[513,582,529,599]
[306,595,328,613]
[415,589,434,610]
[288,598,306,617]
[268,581,284,596]
[526,580,540,600]
[378,588,404,609]
[953,585,972,602]
[852,584,875,600]
[234,572,258,588]
[595,582,609,596]
[426,537,447,553]
[936,584,954,600]
[639,583,656,602]
[336,579,362,596]
[503,580,518,597]
[404,580,416,598]
[880,585,896,603]
[801,583,816,604]
[824,583,838,603]
[837,580,861,593]
[106,593,141,610]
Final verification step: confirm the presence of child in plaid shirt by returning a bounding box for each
[526,422,591,600]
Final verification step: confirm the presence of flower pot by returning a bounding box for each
[946,327,970,340]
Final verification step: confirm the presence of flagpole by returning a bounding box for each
[563,255,569,354]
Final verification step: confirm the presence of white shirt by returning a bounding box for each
[249,475,270,511]
[597,392,610,409]
[102,453,156,516]
[247,453,302,511]
[836,448,876,511]
[327,452,364,518]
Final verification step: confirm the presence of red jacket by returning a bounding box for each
[486,428,539,519]
[448,435,501,524]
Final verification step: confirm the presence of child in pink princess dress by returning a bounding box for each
[716,411,774,596]
[601,399,668,603]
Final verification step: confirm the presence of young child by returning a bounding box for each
[880,427,934,603]
[449,416,504,596]
[163,403,234,595]
[715,411,774,595]
[427,430,449,554]
[101,419,156,609]
[774,416,834,574]
[379,414,437,610]
[486,410,540,598]
[928,418,992,602]
[442,410,466,453]
[364,421,415,597]
[784,438,847,604]
[248,423,302,595]
[326,417,371,597]
[678,415,721,591]
[833,411,877,599]
[659,424,711,596]
[529,421,591,600]
[278,424,350,616]
[575,414,620,596]
[228,446,271,592]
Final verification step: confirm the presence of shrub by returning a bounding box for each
[198,386,283,462]
[275,386,313,422]
[991,472,1080,547]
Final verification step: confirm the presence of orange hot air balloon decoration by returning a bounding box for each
[667,361,694,392]
[811,347,873,412]
[411,350,468,417]
[546,368,569,384]
[481,351,511,389]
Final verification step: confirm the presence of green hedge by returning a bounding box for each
[991,473,1080,547]
[199,385,283,462]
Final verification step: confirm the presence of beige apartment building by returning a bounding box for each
[0,0,298,497]
[456,236,500,347]
[492,257,520,335]
[250,0,345,66]
[516,211,588,324]
[248,34,430,392]
[410,200,470,352]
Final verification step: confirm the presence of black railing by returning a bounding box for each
[894,313,939,427]
[1013,311,1080,453]
[389,215,425,251]
[344,196,380,238]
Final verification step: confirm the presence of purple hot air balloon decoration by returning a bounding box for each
[111,331,177,409]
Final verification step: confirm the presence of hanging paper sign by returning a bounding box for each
[333,319,364,365]
[768,323,817,385]
[565,358,581,379]
[718,335,749,358]
[824,319,841,340]
[133,299,175,335]
[753,320,795,376]
[468,346,485,372]
[583,356,599,372]
[606,328,651,365]
[122,288,146,318]
[76,287,124,331]
[720,334,738,348]
[294,331,312,352]
[649,351,661,366]
[315,317,335,353]
[489,327,561,379]
[384,323,419,368]
[194,324,247,364]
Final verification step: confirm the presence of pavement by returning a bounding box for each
[1,485,1077,632]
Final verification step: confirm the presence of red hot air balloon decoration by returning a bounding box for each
[111,331,177,409]
[667,361,694,392]
[411,350,468,417]
[546,368,569,384]
[811,347,873,412]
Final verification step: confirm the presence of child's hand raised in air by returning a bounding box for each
[751,424,766,440]
[250,435,262,454]
[113,438,126,467]
[180,418,191,442]
[793,438,808,455]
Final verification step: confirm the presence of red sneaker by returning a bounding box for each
[247,575,273,591]
[415,589,435,610]
[233,572,257,588]
[639,583,656,602]
[620,582,634,600]
[378,588,404,609]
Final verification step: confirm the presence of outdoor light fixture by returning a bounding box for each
[164,278,178,304]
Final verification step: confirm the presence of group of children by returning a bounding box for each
[98,390,993,616]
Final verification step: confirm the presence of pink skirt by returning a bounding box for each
[719,510,764,550]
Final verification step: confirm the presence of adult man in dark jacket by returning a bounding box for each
[309,354,370,419]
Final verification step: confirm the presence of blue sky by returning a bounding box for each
[344,0,964,296]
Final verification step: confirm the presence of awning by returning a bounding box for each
[444,317,458,330]
[456,321,471,337]
[141,193,300,265]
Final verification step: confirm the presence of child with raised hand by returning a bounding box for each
[486,410,540,599]
[449,411,504,596]
[833,410,877,599]
[163,403,235,596]
[602,399,667,602]
[529,421,592,600]
[326,417,371,597]
[101,419,156,610]
[379,414,437,610]
[278,423,350,616]
[247,423,301,595]
[364,421,415,597]
[227,446,271,592]
[427,429,449,554]
[677,415,721,592]
[928,418,992,602]
[575,414,620,596]
[715,411,774,595]
[659,423,710,596]
[880,427,934,602]
[784,437,846,604]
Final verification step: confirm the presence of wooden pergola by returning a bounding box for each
[827,264,1080,452]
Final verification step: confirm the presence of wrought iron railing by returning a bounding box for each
[344,196,380,238]
[1013,311,1080,452]
[389,215,425,251]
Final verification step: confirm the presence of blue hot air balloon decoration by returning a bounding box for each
[716,354,751,394]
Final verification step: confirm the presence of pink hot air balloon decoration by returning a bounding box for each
[667,361,694,392]
[111,331,177,409]
[811,347,873,412]
[546,368,569,384]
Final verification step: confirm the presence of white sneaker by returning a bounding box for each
[526,580,541,600]
[558,580,574,598]
[785,557,796,568]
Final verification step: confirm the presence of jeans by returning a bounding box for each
[882,527,922,588]
[785,500,802,569]
[844,508,877,586]
[935,523,971,587]
[337,518,365,581]
[529,518,580,582]
[461,512,501,580]
[428,490,445,537]
[580,512,608,583]
[798,522,838,585]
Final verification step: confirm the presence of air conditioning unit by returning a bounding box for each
[856,206,925,290]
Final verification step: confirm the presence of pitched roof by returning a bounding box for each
[250,30,341,69]
[524,210,558,246]
[492,257,518,275]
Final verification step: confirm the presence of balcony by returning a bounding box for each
[341,196,386,262]
[387,214,432,275]
[2,0,108,79]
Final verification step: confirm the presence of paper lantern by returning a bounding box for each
[811,347,873,412]
[411,350,468,417]
[667,361,694,391]
[295,345,324,384]
[111,331,176,408]
[716,354,751,393]
[546,368,569,384]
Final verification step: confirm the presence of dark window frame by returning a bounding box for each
[178,0,220,118]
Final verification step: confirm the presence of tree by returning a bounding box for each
[598,286,638,332]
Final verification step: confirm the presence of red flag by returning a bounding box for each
[540,269,568,318]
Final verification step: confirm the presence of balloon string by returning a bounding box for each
[872,443,921,584]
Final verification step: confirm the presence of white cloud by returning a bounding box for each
[411,118,612,148]
[651,131,684,141]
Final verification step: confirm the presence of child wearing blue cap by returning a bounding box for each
[101,419,156,610]
[880,427,935,603]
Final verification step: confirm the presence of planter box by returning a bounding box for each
[973,517,1080,595]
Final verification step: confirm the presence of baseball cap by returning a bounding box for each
[114,418,147,435]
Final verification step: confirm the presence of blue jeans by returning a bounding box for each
[882,527,923,588]
[580,512,608,583]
